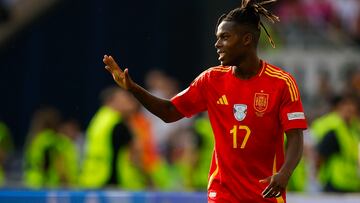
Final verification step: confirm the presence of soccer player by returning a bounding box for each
[103,0,307,202]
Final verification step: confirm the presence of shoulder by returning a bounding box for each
[194,66,231,81]
[262,63,296,82]
[262,63,300,101]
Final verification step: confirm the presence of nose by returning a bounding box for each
[215,39,222,49]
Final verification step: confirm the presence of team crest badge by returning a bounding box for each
[254,93,269,113]
[233,104,247,121]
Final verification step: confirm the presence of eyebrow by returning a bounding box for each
[216,31,230,37]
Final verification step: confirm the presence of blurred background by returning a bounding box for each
[0,0,360,202]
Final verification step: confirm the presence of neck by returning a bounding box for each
[233,54,261,79]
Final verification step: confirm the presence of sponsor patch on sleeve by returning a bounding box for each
[287,112,305,120]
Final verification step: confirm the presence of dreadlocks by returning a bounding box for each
[216,0,280,48]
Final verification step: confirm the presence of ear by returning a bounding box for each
[242,33,253,46]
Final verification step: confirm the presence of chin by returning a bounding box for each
[220,61,230,66]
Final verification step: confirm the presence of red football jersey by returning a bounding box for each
[171,61,307,203]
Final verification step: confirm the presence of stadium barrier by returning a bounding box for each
[0,190,360,203]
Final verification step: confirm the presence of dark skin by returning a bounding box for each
[215,21,260,79]
[104,20,303,199]
[102,58,183,123]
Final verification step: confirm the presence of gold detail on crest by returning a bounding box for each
[254,93,269,113]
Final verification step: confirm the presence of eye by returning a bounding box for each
[222,34,230,40]
[216,33,230,41]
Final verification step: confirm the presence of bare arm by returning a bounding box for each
[280,129,304,180]
[103,55,184,123]
[129,82,184,122]
[260,128,303,198]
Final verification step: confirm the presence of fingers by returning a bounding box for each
[103,55,125,78]
[105,65,111,73]
[103,54,132,90]
[259,176,271,183]
[262,185,273,198]
[260,176,282,198]
[124,68,130,80]
[262,185,281,198]
[123,68,133,89]
[103,55,117,67]
[103,55,123,72]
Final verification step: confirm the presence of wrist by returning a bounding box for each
[278,169,292,179]
[128,82,137,92]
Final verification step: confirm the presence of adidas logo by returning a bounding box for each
[216,95,229,105]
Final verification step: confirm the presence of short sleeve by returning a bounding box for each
[279,75,308,131]
[171,71,208,118]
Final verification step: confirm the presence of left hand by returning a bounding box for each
[259,172,289,198]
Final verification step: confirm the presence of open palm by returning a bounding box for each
[103,55,130,90]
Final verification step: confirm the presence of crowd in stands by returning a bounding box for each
[269,0,360,48]
[0,70,214,191]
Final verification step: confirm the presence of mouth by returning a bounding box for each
[217,50,225,61]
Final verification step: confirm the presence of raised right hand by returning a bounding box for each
[103,55,133,90]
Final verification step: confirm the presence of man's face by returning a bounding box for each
[112,91,138,115]
[215,21,247,66]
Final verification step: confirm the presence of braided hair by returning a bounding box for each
[216,0,280,48]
